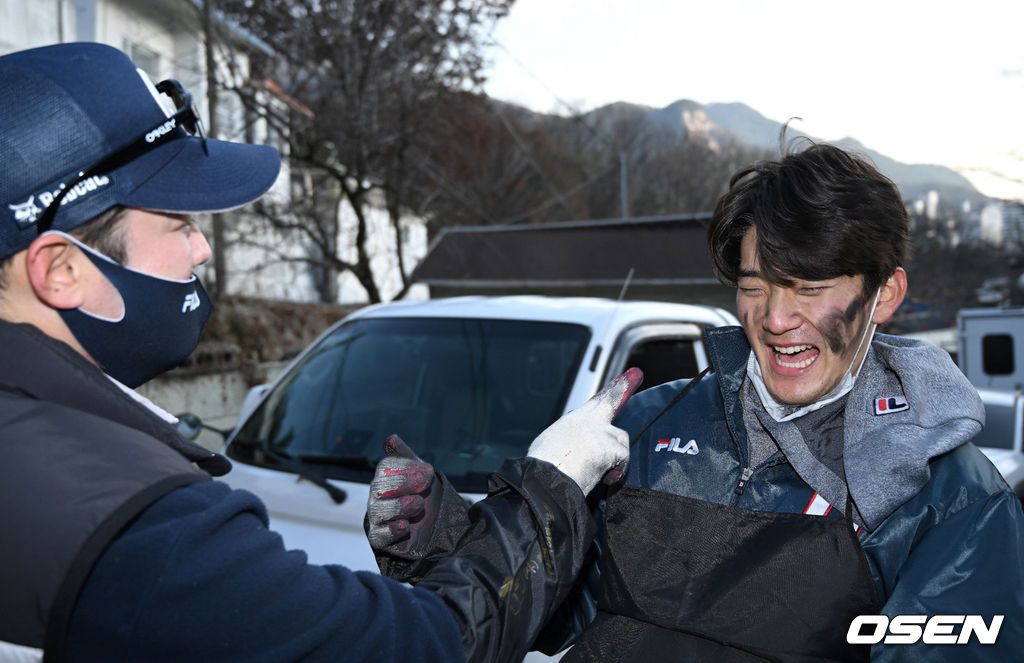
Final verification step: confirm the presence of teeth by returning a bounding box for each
[777,355,817,369]
[774,344,812,355]
[772,344,817,369]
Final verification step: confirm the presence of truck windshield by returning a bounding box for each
[228,316,591,493]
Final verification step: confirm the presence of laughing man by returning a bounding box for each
[371,140,1024,662]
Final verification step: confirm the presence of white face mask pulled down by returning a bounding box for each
[747,289,881,423]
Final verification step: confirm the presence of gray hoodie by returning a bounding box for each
[743,333,985,532]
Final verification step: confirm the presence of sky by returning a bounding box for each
[482,0,1024,201]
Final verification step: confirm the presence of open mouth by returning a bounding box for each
[772,344,819,369]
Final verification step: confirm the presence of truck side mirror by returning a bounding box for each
[176,412,204,440]
[175,412,231,441]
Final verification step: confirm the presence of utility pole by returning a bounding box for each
[618,152,628,219]
[203,0,227,297]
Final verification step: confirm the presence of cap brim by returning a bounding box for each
[117,134,281,214]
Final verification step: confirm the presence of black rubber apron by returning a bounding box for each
[563,484,881,662]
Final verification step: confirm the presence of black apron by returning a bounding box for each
[563,485,882,662]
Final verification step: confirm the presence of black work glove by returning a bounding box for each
[365,434,470,583]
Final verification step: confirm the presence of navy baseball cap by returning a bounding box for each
[0,42,281,259]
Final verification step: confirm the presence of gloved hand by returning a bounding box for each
[366,434,450,554]
[527,367,643,495]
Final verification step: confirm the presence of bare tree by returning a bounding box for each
[406,95,775,228]
[407,94,593,228]
[216,0,513,303]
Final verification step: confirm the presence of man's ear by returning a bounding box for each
[24,233,86,310]
[872,267,908,325]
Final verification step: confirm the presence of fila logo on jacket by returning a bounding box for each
[654,437,699,455]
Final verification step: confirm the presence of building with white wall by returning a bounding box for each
[1,0,427,304]
[979,201,1024,252]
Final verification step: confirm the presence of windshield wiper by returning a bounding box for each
[237,436,348,504]
[297,454,380,471]
[267,446,348,504]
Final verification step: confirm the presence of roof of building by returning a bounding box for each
[412,214,719,289]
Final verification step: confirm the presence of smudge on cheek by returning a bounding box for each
[819,315,847,354]
[843,296,865,325]
[819,296,866,355]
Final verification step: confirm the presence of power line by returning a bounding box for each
[496,162,619,225]
[489,101,575,221]
[489,37,629,217]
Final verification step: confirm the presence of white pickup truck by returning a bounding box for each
[956,307,1024,501]
[218,295,739,572]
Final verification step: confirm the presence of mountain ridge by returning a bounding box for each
[580,99,986,207]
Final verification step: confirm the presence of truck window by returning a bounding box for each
[982,334,1015,376]
[625,338,699,392]
[605,323,705,391]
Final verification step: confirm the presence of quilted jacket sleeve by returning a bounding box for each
[416,457,598,663]
[871,489,1024,662]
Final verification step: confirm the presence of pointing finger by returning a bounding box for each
[583,367,644,420]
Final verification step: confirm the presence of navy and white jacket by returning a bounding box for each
[542,326,1024,662]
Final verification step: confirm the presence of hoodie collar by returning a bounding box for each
[842,334,983,529]
[705,326,984,531]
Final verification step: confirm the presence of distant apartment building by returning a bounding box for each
[981,201,1024,252]
[0,0,427,304]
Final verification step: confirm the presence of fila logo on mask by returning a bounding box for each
[182,291,202,313]
[655,437,699,455]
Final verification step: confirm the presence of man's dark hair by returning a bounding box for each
[707,138,909,296]
[0,206,128,291]
[71,206,130,264]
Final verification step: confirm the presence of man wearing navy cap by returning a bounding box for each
[0,42,640,662]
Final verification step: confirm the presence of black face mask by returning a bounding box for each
[53,232,212,388]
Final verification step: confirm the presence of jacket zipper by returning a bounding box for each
[732,441,789,500]
[734,467,754,496]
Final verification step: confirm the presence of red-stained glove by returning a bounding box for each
[366,434,450,553]
[526,367,643,494]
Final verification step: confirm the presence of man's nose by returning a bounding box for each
[192,230,212,267]
[763,288,802,334]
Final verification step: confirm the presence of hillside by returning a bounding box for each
[580,99,987,208]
